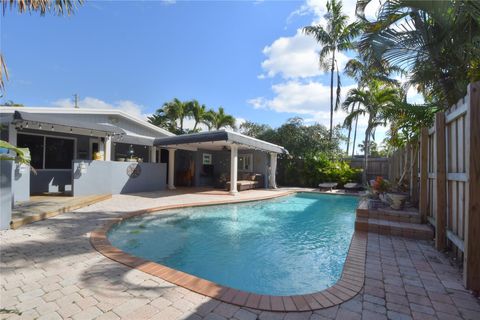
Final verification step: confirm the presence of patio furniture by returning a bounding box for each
[318,182,338,191]
[226,173,264,191]
[344,182,363,192]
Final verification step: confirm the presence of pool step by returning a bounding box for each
[355,199,433,240]
[355,217,433,240]
[357,206,421,223]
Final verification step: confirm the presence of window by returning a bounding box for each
[238,154,253,172]
[202,153,212,165]
[17,134,44,169]
[45,137,74,169]
[17,134,75,170]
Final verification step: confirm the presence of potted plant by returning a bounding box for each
[386,180,409,210]
[371,176,390,203]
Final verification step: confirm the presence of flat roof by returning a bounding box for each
[154,130,288,154]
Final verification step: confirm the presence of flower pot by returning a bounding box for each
[379,192,389,205]
[387,192,408,210]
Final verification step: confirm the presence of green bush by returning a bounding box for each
[278,153,361,188]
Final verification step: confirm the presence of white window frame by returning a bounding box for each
[238,153,253,172]
[17,132,77,171]
[202,153,212,165]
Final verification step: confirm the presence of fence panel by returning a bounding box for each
[401,82,480,291]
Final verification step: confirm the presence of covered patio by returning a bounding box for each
[154,130,288,194]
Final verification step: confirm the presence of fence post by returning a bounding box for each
[411,142,419,206]
[435,112,447,250]
[464,82,480,291]
[419,128,428,223]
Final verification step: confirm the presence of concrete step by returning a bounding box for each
[355,217,434,240]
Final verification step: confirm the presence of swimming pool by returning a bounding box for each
[108,192,358,296]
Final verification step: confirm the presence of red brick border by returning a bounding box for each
[90,191,367,311]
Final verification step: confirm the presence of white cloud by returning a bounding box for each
[260,29,351,79]
[51,97,149,119]
[248,81,360,128]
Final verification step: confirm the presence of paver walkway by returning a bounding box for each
[1,189,479,320]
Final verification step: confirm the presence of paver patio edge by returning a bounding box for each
[89,191,367,312]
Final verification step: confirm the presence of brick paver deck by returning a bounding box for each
[1,189,479,320]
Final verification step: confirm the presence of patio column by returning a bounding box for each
[269,152,277,189]
[230,145,238,195]
[104,135,112,161]
[150,146,157,163]
[168,149,176,190]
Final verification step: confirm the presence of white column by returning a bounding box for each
[8,124,17,148]
[168,149,176,190]
[98,140,105,160]
[269,152,277,189]
[230,145,238,195]
[150,146,157,163]
[104,136,112,161]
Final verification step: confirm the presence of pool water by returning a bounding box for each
[108,192,358,295]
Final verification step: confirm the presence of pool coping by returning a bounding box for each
[90,190,367,312]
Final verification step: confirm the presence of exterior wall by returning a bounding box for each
[72,160,166,196]
[12,164,30,202]
[0,161,12,230]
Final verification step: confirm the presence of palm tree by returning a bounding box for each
[303,0,362,140]
[186,100,208,132]
[204,107,236,131]
[343,80,400,184]
[356,0,480,107]
[163,98,190,133]
[343,55,402,156]
[1,0,84,92]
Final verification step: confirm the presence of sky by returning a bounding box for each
[0,0,420,152]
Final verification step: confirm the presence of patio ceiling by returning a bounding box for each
[153,130,288,154]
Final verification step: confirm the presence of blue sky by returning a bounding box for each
[1,0,396,151]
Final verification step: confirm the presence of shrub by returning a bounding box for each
[278,153,361,188]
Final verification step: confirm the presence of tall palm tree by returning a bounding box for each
[0,0,84,92]
[163,98,190,133]
[356,0,480,108]
[186,100,208,132]
[343,55,402,156]
[343,80,400,184]
[204,107,236,131]
[303,0,362,140]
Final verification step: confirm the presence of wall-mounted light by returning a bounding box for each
[79,161,87,174]
[18,164,28,173]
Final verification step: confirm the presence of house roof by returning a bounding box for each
[12,110,126,135]
[0,107,174,137]
[154,130,288,154]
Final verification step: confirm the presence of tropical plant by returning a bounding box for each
[204,107,236,131]
[239,121,272,138]
[343,80,400,184]
[343,54,403,156]
[356,0,480,108]
[303,0,362,140]
[186,100,209,132]
[0,140,31,165]
[0,0,84,92]
[0,100,24,107]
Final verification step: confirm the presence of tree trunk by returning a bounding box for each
[346,102,356,156]
[329,51,335,141]
[351,104,360,157]
[362,127,371,185]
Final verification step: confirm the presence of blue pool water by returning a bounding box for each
[108,192,358,295]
